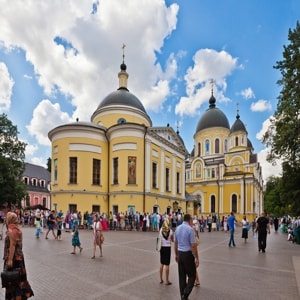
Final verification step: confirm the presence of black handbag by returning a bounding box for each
[1,270,21,288]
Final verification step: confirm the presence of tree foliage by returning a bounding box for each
[263,176,284,217]
[47,157,51,172]
[263,21,300,168]
[0,113,27,208]
[262,22,300,216]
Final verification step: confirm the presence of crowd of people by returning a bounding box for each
[1,207,299,300]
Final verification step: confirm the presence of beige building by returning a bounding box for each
[48,61,188,215]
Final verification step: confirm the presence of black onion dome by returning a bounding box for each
[230,114,247,133]
[195,94,230,133]
[247,138,253,149]
[96,89,147,113]
[120,62,127,71]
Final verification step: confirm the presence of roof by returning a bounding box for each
[230,114,247,133]
[23,163,50,181]
[96,88,147,113]
[195,94,230,133]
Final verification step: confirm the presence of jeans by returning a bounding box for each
[228,228,235,246]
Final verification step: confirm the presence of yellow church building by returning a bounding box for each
[48,59,263,220]
[48,60,188,216]
[185,92,263,221]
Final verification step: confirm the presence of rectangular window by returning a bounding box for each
[69,204,77,213]
[212,168,215,178]
[92,205,100,214]
[152,162,157,188]
[92,159,101,185]
[54,158,58,184]
[166,168,170,191]
[176,172,180,193]
[113,157,119,184]
[69,157,77,184]
[113,205,118,215]
[128,156,136,184]
[206,168,210,179]
[42,197,46,208]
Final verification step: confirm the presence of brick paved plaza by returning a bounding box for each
[0,225,299,300]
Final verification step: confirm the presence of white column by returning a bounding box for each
[172,154,176,197]
[181,161,185,198]
[145,139,151,192]
[160,148,165,194]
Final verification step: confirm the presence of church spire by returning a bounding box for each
[118,43,129,91]
[209,79,216,108]
[236,102,240,119]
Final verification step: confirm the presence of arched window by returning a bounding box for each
[215,138,220,154]
[231,194,237,213]
[205,139,210,154]
[117,118,126,124]
[211,195,216,213]
[224,139,228,152]
[235,136,238,147]
[197,142,201,156]
[195,162,201,178]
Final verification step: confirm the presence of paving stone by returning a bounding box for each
[0,227,299,299]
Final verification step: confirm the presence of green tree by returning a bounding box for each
[280,162,300,216]
[0,113,27,208]
[262,21,300,215]
[263,176,284,217]
[47,157,51,172]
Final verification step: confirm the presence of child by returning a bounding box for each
[35,212,41,238]
[70,213,83,254]
[56,216,63,240]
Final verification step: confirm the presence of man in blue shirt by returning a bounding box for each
[227,212,236,247]
[174,214,199,300]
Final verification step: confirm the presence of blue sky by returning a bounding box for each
[0,0,299,180]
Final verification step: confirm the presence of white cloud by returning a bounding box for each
[0,0,180,145]
[26,99,72,146]
[175,49,239,116]
[256,117,271,140]
[256,117,282,180]
[24,74,33,80]
[30,156,48,168]
[240,87,255,99]
[258,148,282,181]
[0,62,14,112]
[24,143,38,157]
[251,99,272,112]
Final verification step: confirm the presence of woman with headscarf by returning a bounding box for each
[159,217,174,285]
[70,213,83,254]
[3,212,34,299]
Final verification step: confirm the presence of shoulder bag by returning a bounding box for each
[156,233,162,252]
[1,269,21,288]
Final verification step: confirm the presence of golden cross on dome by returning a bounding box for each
[210,79,214,94]
[122,43,126,62]
[236,102,240,116]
